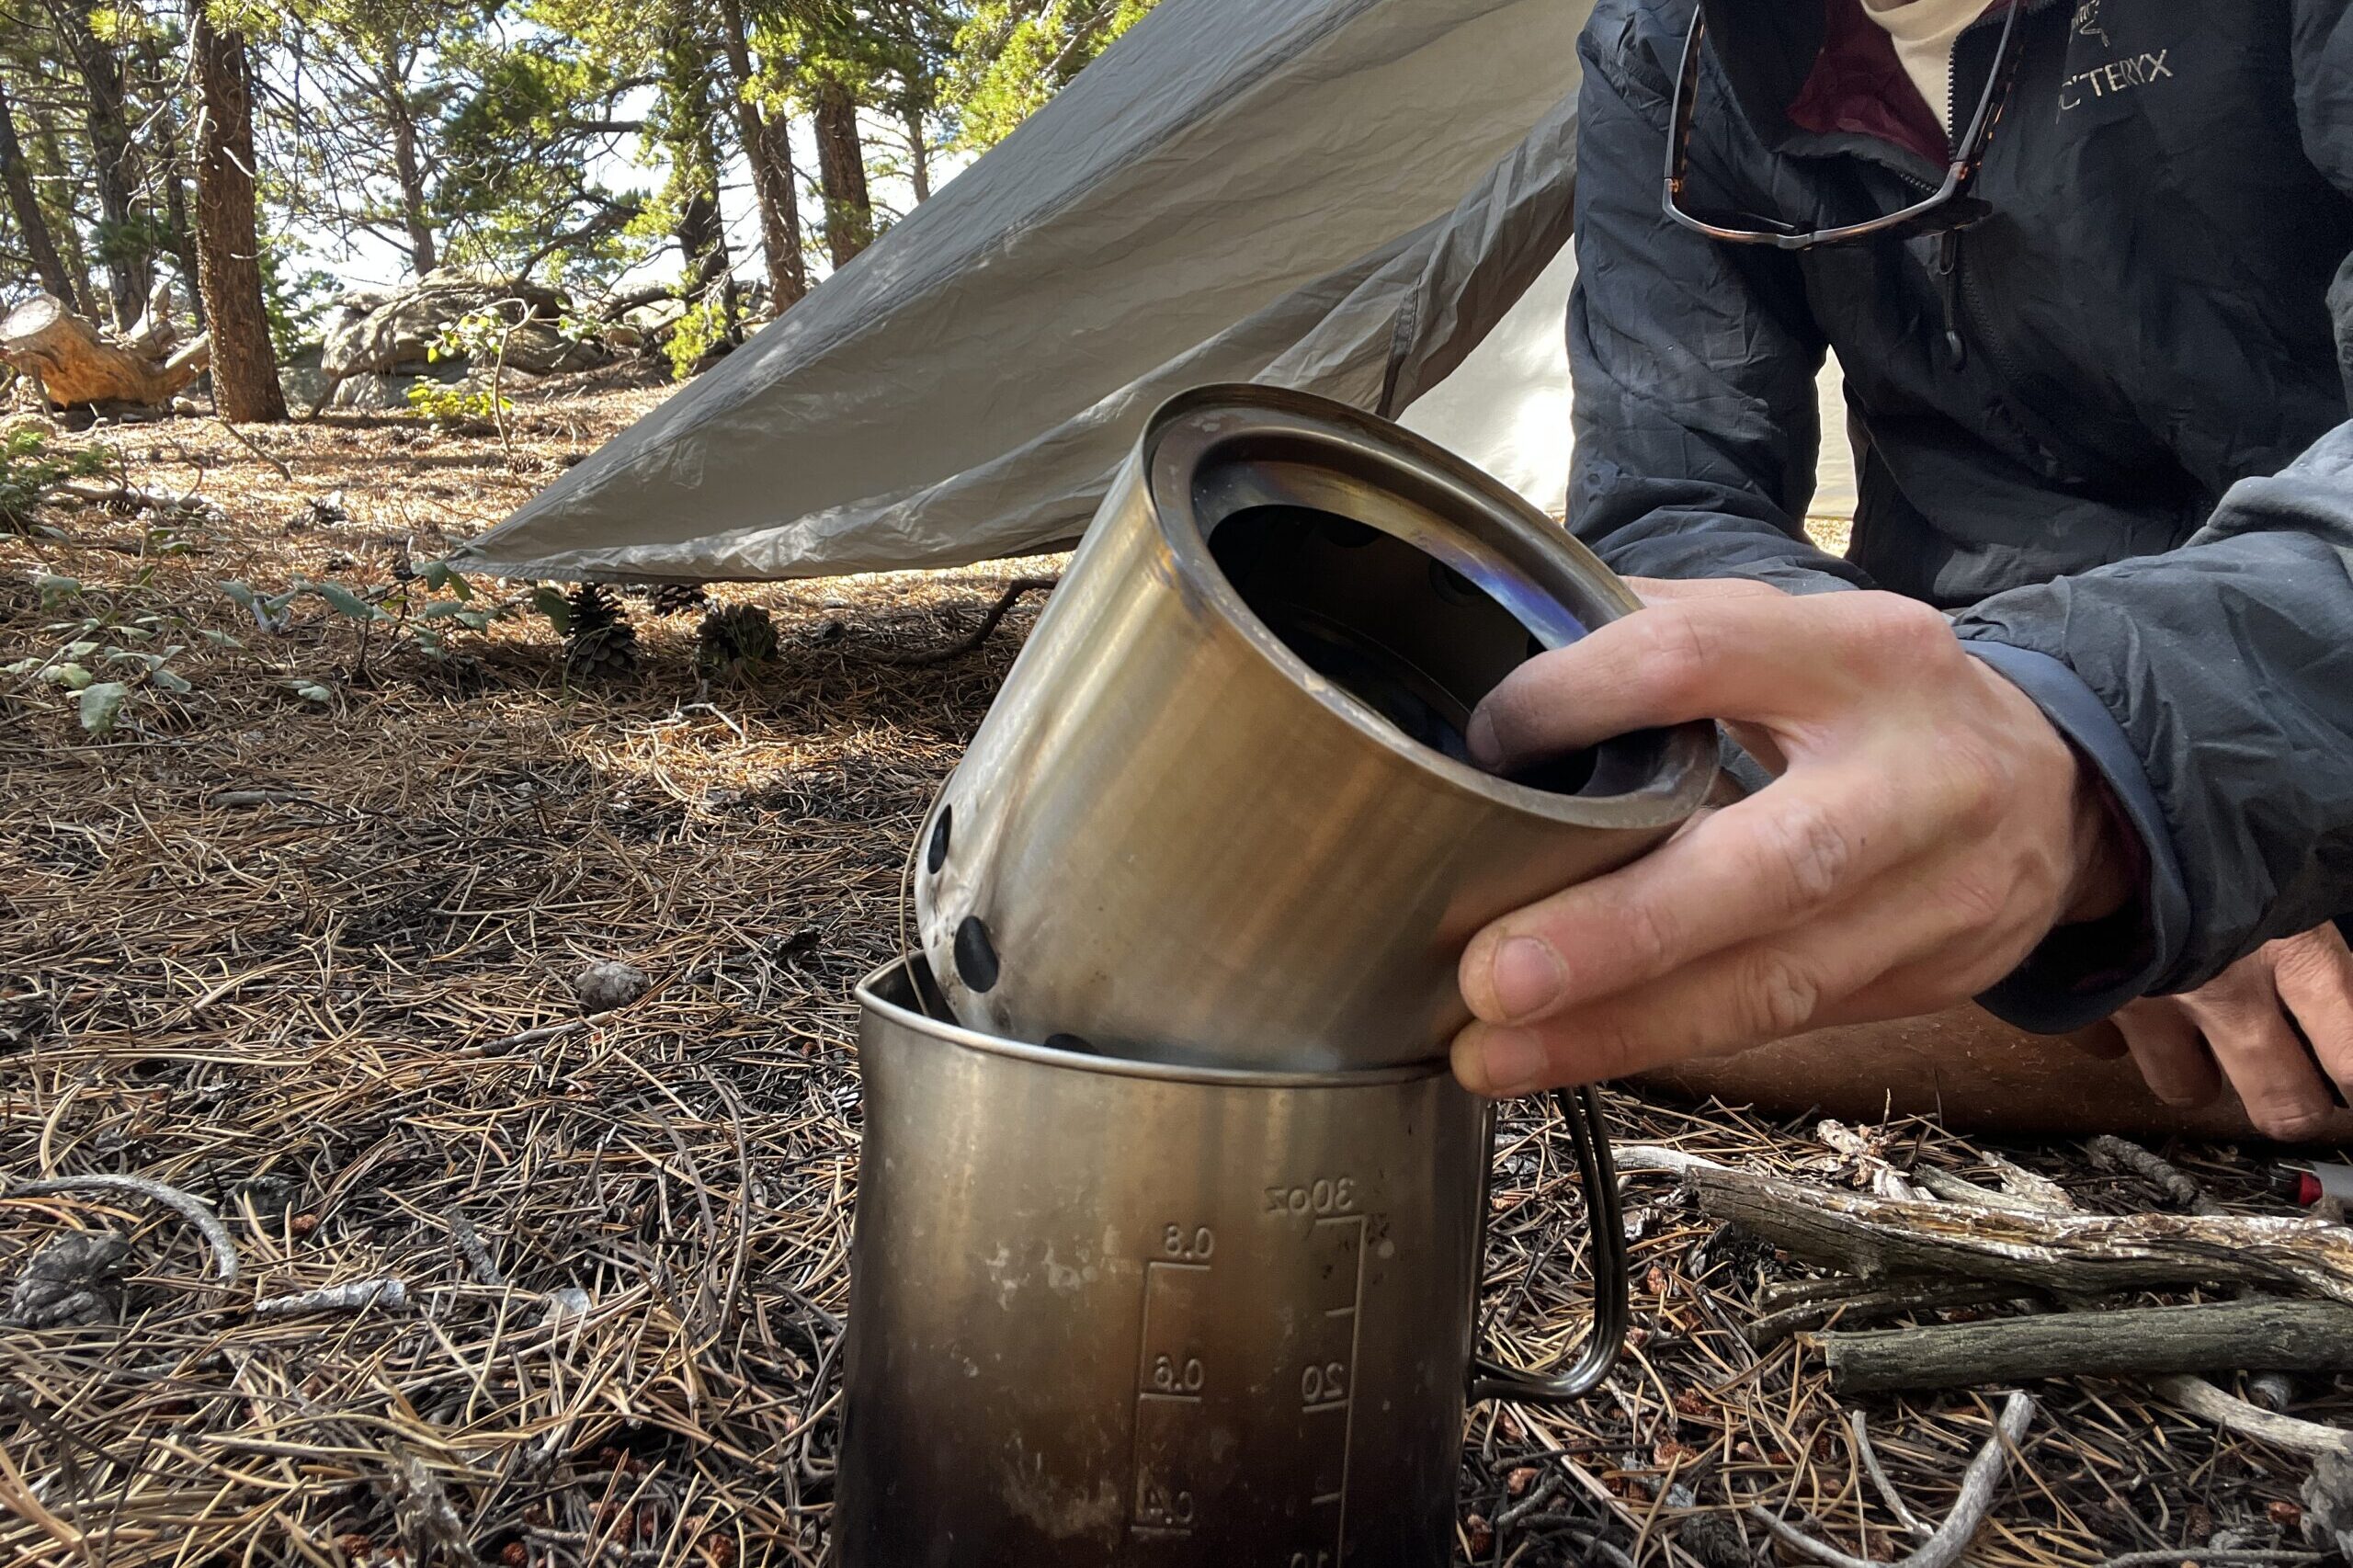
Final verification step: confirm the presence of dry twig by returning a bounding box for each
[6,1173,237,1285]
[1749,1391,2035,1568]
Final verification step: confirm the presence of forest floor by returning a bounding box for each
[0,373,2342,1567]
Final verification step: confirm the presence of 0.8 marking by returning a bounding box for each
[1161,1223,1215,1262]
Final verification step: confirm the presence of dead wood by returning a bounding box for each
[863,577,1056,665]
[1745,1278,2027,1346]
[1,295,209,408]
[1815,1299,2353,1392]
[2152,1374,2353,1457]
[7,1172,237,1285]
[1749,1391,2035,1568]
[1684,1163,2353,1303]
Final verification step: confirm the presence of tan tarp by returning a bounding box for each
[456,0,1594,583]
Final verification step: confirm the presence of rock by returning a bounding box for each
[620,298,688,343]
[500,320,608,376]
[278,361,335,410]
[574,959,652,1014]
[2304,1449,2353,1560]
[540,1286,592,1326]
[319,267,571,380]
[330,374,421,412]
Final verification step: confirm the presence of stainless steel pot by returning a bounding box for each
[914,383,1715,1069]
[831,960,1623,1568]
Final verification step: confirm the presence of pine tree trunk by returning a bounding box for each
[165,150,205,330]
[191,7,287,424]
[56,0,153,329]
[384,62,438,275]
[903,103,930,205]
[25,104,97,315]
[0,78,79,311]
[759,118,807,306]
[813,80,872,268]
[712,0,804,310]
[149,97,207,329]
[674,123,729,290]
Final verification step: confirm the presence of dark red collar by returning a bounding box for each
[1784,0,1966,165]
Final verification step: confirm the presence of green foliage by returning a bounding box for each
[259,239,341,361]
[946,0,1156,150]
[8,0,1150,380]
[0,431,108,530]
[435,26,654,286]
[13,562,502,738]
[664,295,730,381]
[6,572,199,738]
[528,584,573,635]
[405,379,510,425]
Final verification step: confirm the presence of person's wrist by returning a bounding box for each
[2061,757,2135,926]
[1961,647,2133,929]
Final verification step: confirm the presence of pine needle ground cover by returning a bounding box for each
[1,381,2344,1566]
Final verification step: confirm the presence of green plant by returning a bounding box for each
[3,571,206,736]
[405,379,512,426]
[0,430,108,530]
[217,560,506,702]
[665,296,731,382]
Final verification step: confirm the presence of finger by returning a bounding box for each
[2111,997,2223,1108]
[1468,591,1939,771]
[2266,926,2353,1107]
[1452,875,1996,1093]
[1461,759,1963,1026]
[2178,982,2340,1141]
[2065,1024,2131,1062]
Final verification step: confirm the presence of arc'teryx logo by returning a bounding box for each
[2061,49,2172,109]
[2074,0,2110,48]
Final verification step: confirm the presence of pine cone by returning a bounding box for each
[564,584,639,682]
[628,581,709,616]
[696,603,779,672]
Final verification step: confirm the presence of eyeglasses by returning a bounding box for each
[1662,0,2026,250]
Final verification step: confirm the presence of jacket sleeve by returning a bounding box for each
[1566,0,1868,596]
[1951,1,2353,994]
[1954,426,2353,994]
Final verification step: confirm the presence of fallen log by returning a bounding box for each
[1814,1299,2353,1392]
[1684,1164,2353,1304]
[1,293,210,407]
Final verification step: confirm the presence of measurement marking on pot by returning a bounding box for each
[1318,1211,1370,1567]
[1126,1207,1369,1551]
[1131,1256,1211,1540]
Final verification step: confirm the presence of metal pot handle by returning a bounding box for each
[1467,1084,1629,1406]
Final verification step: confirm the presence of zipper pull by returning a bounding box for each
[1935,230,1966,367]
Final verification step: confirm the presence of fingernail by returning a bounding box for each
[1466,705,1501,768]
[1488,936,1565,1021]
[1461,1028,1550,1096]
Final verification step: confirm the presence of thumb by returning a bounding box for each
[1625,575,1787,606]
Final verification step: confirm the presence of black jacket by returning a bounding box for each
[1569,0,2353,1011]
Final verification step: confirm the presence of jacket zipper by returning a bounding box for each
[1929,6,2029,388]
[1918,40,1971,364]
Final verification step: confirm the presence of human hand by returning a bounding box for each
[2111,924,2353,1141]
[1450,580,2134,1096]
